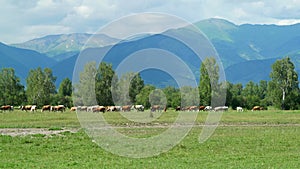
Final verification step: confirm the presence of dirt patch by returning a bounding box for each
[0,128,79,137]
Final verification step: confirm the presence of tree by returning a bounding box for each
[0,68,25,105]
[95,62,116,106]
[268,57,299,109]
[57,78,73,107]
[136,85,155,109]
[74,62,97,106]
[163,86,180,108]
[58,78,72,97]
[26,67,56,107]
[199,57,219,106]
[129,73,144,104]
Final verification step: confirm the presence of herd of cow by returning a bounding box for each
[0,105,66,112]
[0,104,264,112]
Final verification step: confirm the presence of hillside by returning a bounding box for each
[2,18,300,87]
[12,33,120,61]
[0,42,56,84]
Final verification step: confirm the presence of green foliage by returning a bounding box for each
[199,57,219,106]
[0,68,25,105]
[58,78,72,97]
[162,86,180,108]
[95,62,116,106]
[129,73,144,103]
[74,62,97,106]
[136,85,155,109]
[268,57,300,109]
[26,67,56,107]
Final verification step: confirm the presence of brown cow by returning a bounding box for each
[70,107,77,111]
[175,106,181,111]
[41,105,51,112]
[199,106,205,111]
[188,106,198,112]
[150,105,161,112]
[122,105,131,112]
[52,105,65,112]
[92,106,106,113]
[21,105,32,111]
[0,105,13,111]
[252,106,263,111]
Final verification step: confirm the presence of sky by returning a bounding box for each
[1,0,300,44]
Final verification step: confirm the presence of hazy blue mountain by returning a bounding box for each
[12,33,120,60]
[3,18,300,87]
[0,42,57,84]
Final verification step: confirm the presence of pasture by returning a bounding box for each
[0,109,299,168]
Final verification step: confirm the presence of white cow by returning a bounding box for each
[30,105,37,112]
[236,106,243,112]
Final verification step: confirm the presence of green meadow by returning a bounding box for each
[0,110,299,168]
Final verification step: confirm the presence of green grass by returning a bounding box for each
[0,110,299,168]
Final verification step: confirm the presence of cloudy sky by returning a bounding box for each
[1,0,300,44]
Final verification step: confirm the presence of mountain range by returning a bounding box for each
[1,18,300,87]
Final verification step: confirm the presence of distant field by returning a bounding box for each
[0,110,299,168]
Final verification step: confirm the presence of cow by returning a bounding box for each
[122,105,131,112]
[92,106,106,113]
[21,105,32,111]
[0,105,13,112]
[150,105,161,112]
[41,105,51,112]
[204,106,213,111]
[30,105,37,112]
[114,106,122,111]
[214,106,228,112]
[199,106,206,111]
[236,106,244,112]
[188,106,199,112]
[252,106,263,111]
[107,106,117,112]
[175,106,181,111]
[132,105,144,112]
[70,107,77,111]
[52,105,65,112]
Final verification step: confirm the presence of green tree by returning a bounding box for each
[163,86,180,108]
[268,57,299,109]
[26,67,56,107]
[95,62,116,106]
[58,78,72,97]
[136,85,155,109]
[199,57,219,106]
[74,62,97,106]
[57,78,73,107]
[0,68,25,105]
[129,73,144,104]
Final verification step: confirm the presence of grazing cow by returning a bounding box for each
[114,106,122,112]
[188,106,199,112]
[30,105,37,112]
[0,105,13,111]
[204,106,213,111]
[175,106,181,111]
[92,106,106,113]
[21,105,32,111]
[70,107,77,111]
[132,105,144,112]
[252,106,263,111]
[150,105,161,112]
[107,106,117,112]
[122,105,131,112]
[214,106,228,112]
[41,105,51,112]
[236,106,243,112]
[80,106,87,111]
[199,106,206,111]
[52,105,65,112]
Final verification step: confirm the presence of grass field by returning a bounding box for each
[0,110,299,168]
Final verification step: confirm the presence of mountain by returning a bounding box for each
[12,33,120,61]
[0,42,57,84]
[3,18,300,87]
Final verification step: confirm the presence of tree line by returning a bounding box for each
[0,57,299,110]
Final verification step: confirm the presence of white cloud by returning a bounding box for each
[1,0,300,43]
